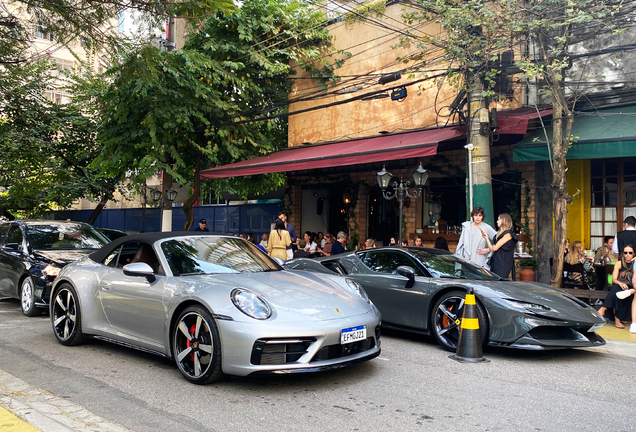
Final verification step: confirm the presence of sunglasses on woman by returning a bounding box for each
[624,251,634,255]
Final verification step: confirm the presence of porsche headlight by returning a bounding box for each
[502,299,551,313]
[43,265,61,277]
[231,288,272,320]
[345,278,370,303]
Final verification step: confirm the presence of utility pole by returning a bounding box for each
[161,17,176,232]
[467,73,494,226]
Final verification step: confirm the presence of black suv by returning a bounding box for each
[0,220,109,316]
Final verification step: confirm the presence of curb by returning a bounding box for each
[0,370,131,432]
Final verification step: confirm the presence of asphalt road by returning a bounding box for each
[0,298,635,432]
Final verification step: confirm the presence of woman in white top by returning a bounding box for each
[456,206,497,268]
[303,231,317,254]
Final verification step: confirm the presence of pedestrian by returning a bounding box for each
[260,233,269,248]
[389,237,397,246]
[482,213,518,278]
[277,211,297,260]
[331,231,347,255]
[267,219,291,261]
[456,206,496,267]
[434,236,449,251]
[193,218,209,232]
[613,216,636,256]
[401,239,408,247]
[365,238,376,249]
[598,244,635,330]
[414,236,423,247]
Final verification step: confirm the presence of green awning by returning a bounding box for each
[513,105,636,162]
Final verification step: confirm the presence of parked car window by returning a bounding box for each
[358,251,424,276]
[26,223,108,250]
[0,224,10,244]
[103,246,122,267]
[161,236,280,276]
[6,226,24,251]
[409,250,499,281]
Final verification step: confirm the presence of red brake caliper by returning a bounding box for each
[185,324,196,361]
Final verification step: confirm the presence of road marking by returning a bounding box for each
[0,405,41,431]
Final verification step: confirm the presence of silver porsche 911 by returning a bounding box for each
[49,233,381,384]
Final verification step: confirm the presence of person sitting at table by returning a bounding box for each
[598,244,636,329]
[595,236,618,264]
[401,239,408,247]
[365,238,376,249]
[414,236,423,247]
[434,236,449,251]
[319,233,333,256]
[564,241,597,289]
[303,231,317,255]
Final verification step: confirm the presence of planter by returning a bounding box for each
[519,266,536,282]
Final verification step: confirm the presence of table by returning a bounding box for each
[593,263,616,290]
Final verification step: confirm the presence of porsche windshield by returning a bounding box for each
[410,250,500,281]
[161,236,280,276]
[27,223,109,250]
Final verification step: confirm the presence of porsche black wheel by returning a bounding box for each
[20,276,40,317]
[172,306,224,385]
[431,290,488,352]
[51,283,85,346]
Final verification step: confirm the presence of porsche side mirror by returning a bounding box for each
[272,257,285,267]
[397,265,415,288]
[122,262,156,282]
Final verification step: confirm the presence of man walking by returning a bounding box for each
[612,216,636,255]
[277,212,297,260]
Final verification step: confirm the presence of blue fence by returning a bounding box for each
[54,202,281,237]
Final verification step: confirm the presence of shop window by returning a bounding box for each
[590,160,636,250]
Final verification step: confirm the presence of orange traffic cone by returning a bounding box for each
[449,288,489,363]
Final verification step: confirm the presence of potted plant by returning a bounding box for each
[518,257,537,281]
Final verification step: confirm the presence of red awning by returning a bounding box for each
[200,127,464,179]
[496,108,553,134]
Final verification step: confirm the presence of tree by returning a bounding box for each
[0,60,122,219]
[0,0,234,65]
[94,0,338,230]
[402,0,631,286]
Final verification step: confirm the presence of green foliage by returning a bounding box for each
[344,0,387,25]
[94,0,336,201]
[0,60,118,218]
[0,0,235,66]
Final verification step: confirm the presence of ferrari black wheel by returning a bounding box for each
[51,283,85,346]
[172,306,224,385]
[431,290,488,352]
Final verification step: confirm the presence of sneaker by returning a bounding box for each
[617,289,633,300]
[630,323,636,334]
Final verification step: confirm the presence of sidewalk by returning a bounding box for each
[597,321,636,343]
[0,370,131,432]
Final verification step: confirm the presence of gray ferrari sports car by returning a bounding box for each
[49,233,381,384]
[285,247,606,351]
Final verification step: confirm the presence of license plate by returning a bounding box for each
[341,325,366,344]
[588,322,605,332]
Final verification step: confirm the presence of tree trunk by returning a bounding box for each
[549,103,574,288]
[86,192,109,225]
[182,152,202,231]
